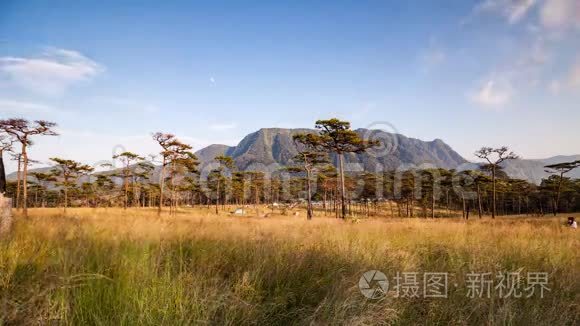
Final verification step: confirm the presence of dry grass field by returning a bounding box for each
[0,207,578,325]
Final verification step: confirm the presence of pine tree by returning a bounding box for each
[30,172,57,208]
[209,155,234,214]
[544,160,580,215]
[286,134,329,220]
[0,134,13,194]
[152,132,197,215]
[306,119,378,219]
[0,119,58,216]
[50,158,94,212]
[112,152,144,209]
[475,146,518,219]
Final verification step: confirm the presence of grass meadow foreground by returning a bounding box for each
[0,208,578,325]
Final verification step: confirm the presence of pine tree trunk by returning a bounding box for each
[554,172,564,216]
[306,169,312,220]
[0,150,6,194]
[22,143,29,217]
[338,154,346,219]
[64,184,68,213]
[16,156,21,210]
[215,178,220,215]
[158,162,166,216]
[477,183,483,219]
[462,194,466,219]
[124,174,129,210]
[446,189,450,217]
[431,189,435,218]
[323,188,327,215]
[491,168,496,219]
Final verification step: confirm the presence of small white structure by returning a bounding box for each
[233,208,246,216]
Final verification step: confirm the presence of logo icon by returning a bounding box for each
[363,121,399,159]
[359,270,389,299]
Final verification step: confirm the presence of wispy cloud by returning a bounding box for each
[208,122,237,131]
[469,78,513,108]
[420,38,447,72]
[0,47,103,96]
[422,49,446,67]
[471,0,580,31]
[549,79,562,94]
[474,0,537,24]
[0,99,56,114]
[567,58,580,88]
[467,0,580,102]
[547,56,580,94]
[540,0,580,31]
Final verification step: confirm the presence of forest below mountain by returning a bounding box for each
[2,118,579,219]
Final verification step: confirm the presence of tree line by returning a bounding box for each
[1,118,579,219]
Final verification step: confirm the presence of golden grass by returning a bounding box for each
[0,207,578,325]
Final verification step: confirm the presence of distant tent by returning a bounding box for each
[233,208,245,216]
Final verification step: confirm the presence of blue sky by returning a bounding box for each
[1,0,579,172]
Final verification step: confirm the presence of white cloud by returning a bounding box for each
[540,0,580,30]
[472,0,580,97]
[421,48,446,71]
[0,99,55,114]
[472,0,580,32]
[419,36,447,74]
[208,122,237,131]
[470,78,513,107]
[549,79,562,94]
[476,0,537,24]
[511,36,551,86]
[0,47,103,96]
[568,58,580,88]
[547,57,580,92]
[520,37,549,66]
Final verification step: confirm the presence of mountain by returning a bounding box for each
[6,167,54,182]
[461,155,580,184]
[194,128,467,172]
[194,144,234,163]
[511,155,580,183]
[192,129,580,184]
[533,155,580,166]
[6,127,578,185]
[6,163,161,189]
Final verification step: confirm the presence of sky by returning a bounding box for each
[0,0,579,173]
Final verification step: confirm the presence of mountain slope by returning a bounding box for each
[504,155,580,183]
[7,128,577,185]
[6,167,55,182]
[534,155,580,166]
[194,144,234,163]
[460,155,580,184]
[194,128,467,172]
